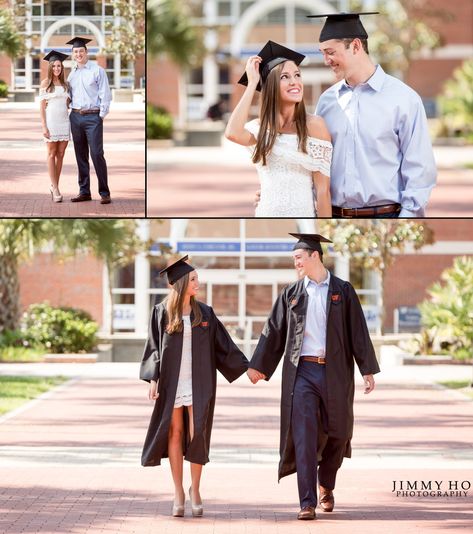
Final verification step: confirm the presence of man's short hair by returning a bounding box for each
[306,248,323,263]
[341,38,369,54]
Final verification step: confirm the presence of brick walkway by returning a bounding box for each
[147,141,473,217]
[0,103,145,217]
[0,364,472,533]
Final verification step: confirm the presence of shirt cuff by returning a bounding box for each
[399,207,420,217]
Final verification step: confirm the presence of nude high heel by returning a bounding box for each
[172,502,185,517]
[50,185,63,203]
[189,486,203,517]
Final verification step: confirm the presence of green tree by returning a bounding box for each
[105,0,145,63]
[147,0,203,65]
[437,59,473,140]
[349,0,442,78]
[320,220,435,334]
[419,256,473,360]
[0,220,144,336]
[0,7,24,59]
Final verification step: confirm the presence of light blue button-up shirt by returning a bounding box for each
[301,271,330,358]
[315,65,437,217]
[68,61,112,118]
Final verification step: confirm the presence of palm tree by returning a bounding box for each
[147,0,204,126]
[0,7,24,59]
[0,220,144,335]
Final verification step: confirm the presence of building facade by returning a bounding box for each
[148,0,473,121]
[18,219,473,352]
[0,0,144,90]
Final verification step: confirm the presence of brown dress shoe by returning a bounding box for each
[297,506,316,520]
[100,196,111,204]
[319,486,334,512]
[71,194,92,202]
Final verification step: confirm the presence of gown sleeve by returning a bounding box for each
[250,289,288,379]
[211,309,249,383]
[139,306,163,382]
[344,283,380,376]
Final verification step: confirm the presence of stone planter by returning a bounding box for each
[43,353,98,363]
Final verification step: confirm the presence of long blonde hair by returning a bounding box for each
[165,272,203,334]
[252,62,308,166]
[45,60,69,93]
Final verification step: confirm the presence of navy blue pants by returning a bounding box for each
[291,360,347,508]
[70,112,110,197]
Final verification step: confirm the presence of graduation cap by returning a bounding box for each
[289,233,332,254]
[159,255,195,286]
[306,12,379,42]
[43,50,69,63]
[238,40,306,92]
[66,37,92,49]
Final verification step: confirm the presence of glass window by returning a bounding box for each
[246,285,272,316]
[75,1,97,16]
[113,263,135,289]
[32,6,41,16]
[295,8,312,23]
[258,8,285,25]
[211,284,238,316]
[218,1,231,16]
[50,1,72,16]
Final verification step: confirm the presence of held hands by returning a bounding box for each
[247,368,266,384]
[245,56,262,89]
[148,379,159,401]
[363,374,375,394]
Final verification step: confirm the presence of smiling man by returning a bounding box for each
[66,36,112,205]
[308,12,437,218]
[248,233,380,520]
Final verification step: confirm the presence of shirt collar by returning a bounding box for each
[75,60,91,70]
[304,270,330,289]
[338,64,385,95]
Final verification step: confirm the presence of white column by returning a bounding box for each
[102,263,112,334]
[25,0,33,90]
[334,255,350,281]
[285,5,295,47]
[114,53,121,88]
[203,0,219,110]
[135,220,151,334]
[113,7,121,88]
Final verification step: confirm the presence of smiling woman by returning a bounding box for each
[224,40,333,218]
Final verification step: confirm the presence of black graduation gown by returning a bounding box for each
[140,301,249,466]
[250,273,380,481]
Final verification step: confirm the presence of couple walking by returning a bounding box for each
[139,233,380,520]
[225,11,437,218]
[39,37,112,204]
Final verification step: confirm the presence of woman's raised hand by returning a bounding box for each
[149,379,159,401]
[245,56,262,89]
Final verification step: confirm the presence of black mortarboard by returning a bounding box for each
[306,12,378,42]
[289,233,332,254]
[238,40,306,92]
[159,255,195,286]
[66,37,92,49]
[43,50,69,63]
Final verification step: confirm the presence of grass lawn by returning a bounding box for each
[0,376,67,416]
[438,380,473,400]
[0,346,45,363]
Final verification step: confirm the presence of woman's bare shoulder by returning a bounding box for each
[307,115,331,142]
[40,79,48,88]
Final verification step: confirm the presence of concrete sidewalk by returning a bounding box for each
[147,141,473,217]
[0,103,145,217]
[0,362,472,533]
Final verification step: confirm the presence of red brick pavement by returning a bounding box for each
[147,146,473,217]
[1,375,472,533]
[0,106,145,217]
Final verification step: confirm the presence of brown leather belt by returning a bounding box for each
[301,356,326,364]
[332,203,401,218]
[72,109,100,115]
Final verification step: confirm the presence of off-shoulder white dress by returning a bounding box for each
[39,85,71,142]
[244,119,333,217]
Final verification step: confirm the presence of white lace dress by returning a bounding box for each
[39,85,71,143]
[244,119,332,217]
[174,316,193,407]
